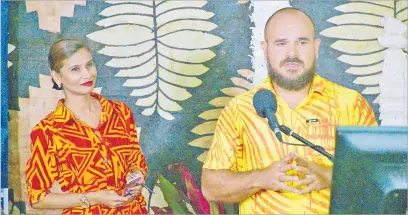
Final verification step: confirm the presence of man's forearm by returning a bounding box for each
[201,169,263,203]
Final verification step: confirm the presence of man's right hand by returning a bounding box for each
[201,152,301,203]
[258,152,300,194]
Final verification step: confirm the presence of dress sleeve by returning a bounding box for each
[25,124,58,206]
[124,104,148,177]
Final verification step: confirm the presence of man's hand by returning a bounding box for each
[294,155,332,194]
[258,152,300,194]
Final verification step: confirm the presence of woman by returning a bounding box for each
[25,38,148,214]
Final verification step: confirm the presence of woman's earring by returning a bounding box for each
[51,78,62,90]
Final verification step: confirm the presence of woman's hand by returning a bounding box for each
[125,169,145,197]
[87,190,132,208]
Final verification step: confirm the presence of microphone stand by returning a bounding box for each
[279,125,333,162]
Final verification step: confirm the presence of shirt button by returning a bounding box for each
[103,157,108,163]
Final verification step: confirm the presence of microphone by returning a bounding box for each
[280,125,333,161]
[253,89,283,142]
[253,89,333,162]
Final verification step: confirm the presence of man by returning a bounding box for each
[201,7,377,214]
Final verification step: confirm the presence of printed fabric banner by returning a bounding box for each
[5,0,407,214]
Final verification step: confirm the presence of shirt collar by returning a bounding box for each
[53,92,113,129]
[310,73,325,95]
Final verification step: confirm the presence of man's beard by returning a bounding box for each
[268,57,316,91]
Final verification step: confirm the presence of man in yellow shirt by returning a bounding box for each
[201,7,377,214]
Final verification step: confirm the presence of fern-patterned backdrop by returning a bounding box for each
[4,0,406,214]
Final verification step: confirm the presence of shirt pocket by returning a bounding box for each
[306,116,337,158]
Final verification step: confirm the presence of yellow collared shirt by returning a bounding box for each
[203,74,377,214]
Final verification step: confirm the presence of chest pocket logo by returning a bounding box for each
[306,116,337,156]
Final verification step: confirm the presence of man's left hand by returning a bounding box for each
[293,155,332,194]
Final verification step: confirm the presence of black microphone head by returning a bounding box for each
[253,89,278,118]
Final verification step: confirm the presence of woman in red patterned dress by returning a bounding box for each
[25,38,149,214]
